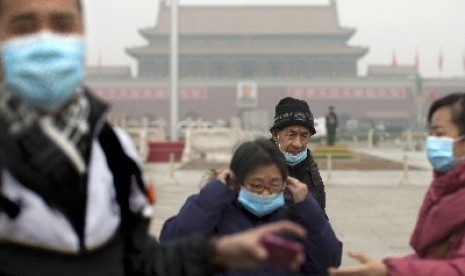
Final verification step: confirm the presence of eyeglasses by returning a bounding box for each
[245,181,285,194]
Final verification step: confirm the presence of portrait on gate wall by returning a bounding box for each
[237,82,258,108]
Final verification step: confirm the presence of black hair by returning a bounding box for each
[229,138,288,186]
[427,92,465,135]
[0,0,82,15]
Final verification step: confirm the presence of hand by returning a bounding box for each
[285,177,308,203]
[216,169,230,184]
[328,251,388,276]
[212,221,306,270]
[216,169,238,191]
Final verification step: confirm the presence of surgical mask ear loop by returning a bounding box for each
[456,135,465,142]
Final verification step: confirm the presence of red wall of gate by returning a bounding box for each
[147,142,185,163]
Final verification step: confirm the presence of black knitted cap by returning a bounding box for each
[270,97,316,135]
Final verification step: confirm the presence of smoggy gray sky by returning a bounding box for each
[82,0,465,78]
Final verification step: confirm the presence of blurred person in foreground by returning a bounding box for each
[329,93,465,276]
[160,138,342,275]
[0,0,307,275]
[270,97,327,216]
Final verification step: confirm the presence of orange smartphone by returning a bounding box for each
[260,234,303,268]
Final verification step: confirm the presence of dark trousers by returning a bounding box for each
[327,129,336,146]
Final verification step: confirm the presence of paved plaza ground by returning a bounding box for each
[144,143,432,266]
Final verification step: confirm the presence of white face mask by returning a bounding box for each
[426,135,465,172]
[237,187,285,217]
[1,32,85,112]
[277,135,307,166]
[281,149,307,166]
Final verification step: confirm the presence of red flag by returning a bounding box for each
[427,90,437,103]
[438,49,443,72]
[414,49,419,72]
[391,49,397,70]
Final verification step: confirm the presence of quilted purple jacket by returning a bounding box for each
[160,180,342,276]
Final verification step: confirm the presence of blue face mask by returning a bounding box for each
[281,149,307,166]
[237,187,285,217]
[1,32,85,112]
[426,136,465,172]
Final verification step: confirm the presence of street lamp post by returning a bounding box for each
[414,74,424,125]
[170,0,179,141]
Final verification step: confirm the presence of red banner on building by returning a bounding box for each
[92,87,207,100]
[287,87,408,100]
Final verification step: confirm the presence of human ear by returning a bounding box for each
[271,130,279,143]
[227,171,240,191]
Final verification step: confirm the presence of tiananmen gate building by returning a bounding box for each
[85,0,465,132]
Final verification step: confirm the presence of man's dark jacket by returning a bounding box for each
[288,149,326,214]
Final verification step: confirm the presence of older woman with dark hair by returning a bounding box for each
[330,92,465,276]
[160,138,342,276]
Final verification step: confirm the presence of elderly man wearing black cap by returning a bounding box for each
[270,97,327,217]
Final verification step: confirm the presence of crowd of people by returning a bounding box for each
[1,0,465,275]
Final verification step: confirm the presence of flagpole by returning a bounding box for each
[391,48,397,70]
[170,0,179,141]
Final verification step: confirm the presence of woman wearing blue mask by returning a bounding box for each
[160,138,342,276]
[329,93,465,276]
